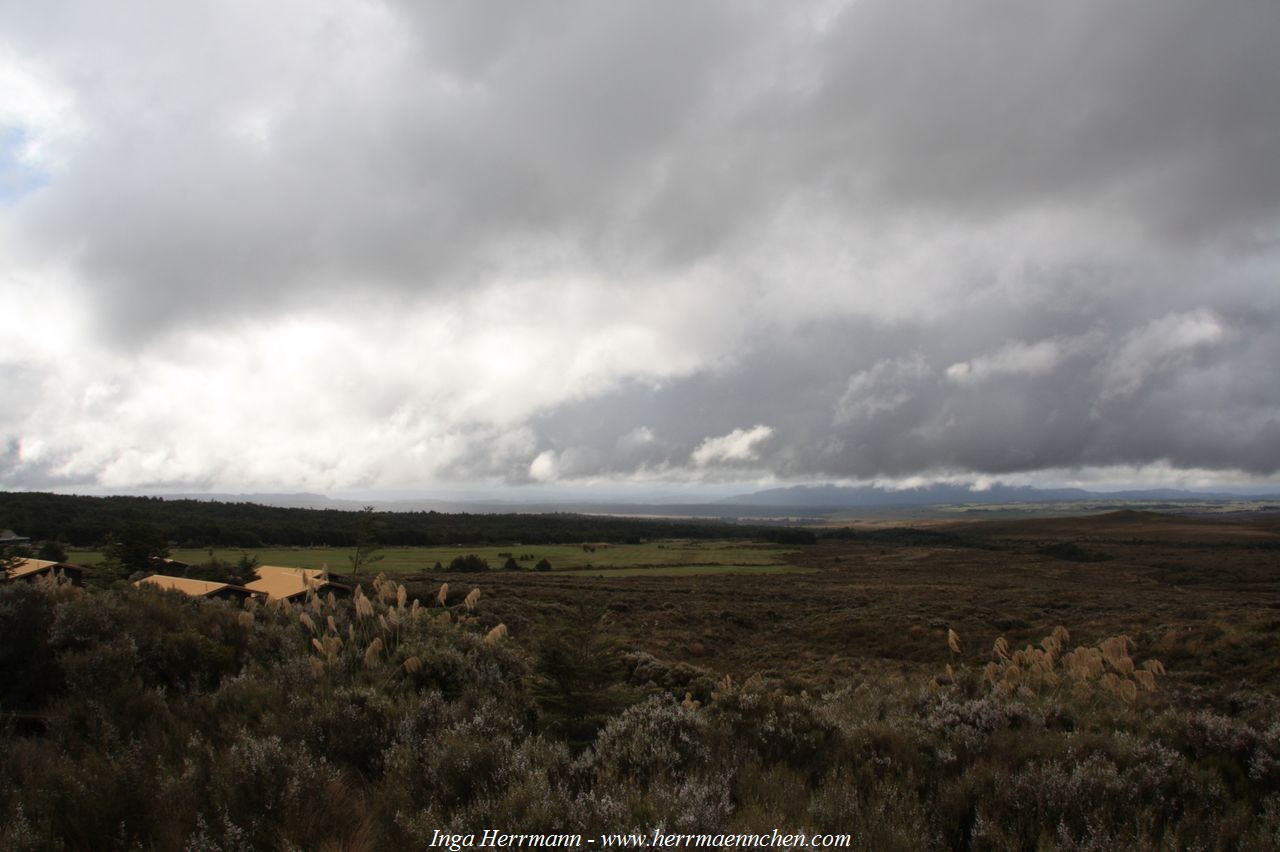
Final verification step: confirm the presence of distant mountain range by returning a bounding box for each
[152,484,1280,519]
[716,483,1278,509]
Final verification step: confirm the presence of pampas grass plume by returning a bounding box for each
[363,637,383,668]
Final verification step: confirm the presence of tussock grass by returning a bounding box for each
[971,625,1166,705]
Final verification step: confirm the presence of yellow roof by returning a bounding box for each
[6,558,61,579]
[135,574,233,597]
[256,565,326,580]
[245,565,328,600]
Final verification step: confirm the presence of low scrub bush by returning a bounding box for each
[589,695,710,782]
[447,554,489,573]
[0,580,1277,848]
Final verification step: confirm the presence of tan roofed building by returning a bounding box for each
[135,574,259,602]
[245,565,346,601]
[4,557,86,586]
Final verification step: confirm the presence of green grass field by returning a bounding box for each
[68,539,798,575]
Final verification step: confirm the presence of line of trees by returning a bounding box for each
[0,491,813,549]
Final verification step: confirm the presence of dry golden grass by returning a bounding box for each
[974,625,1164,704]
[353,586,374,619]
[287,574,502,687]
[363,637,383,669]
[464,588,481,612]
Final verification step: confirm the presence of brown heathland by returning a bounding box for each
[393,510,1280,691]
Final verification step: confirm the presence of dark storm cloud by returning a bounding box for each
[2,0,1279,489]
[525,276,1280,480]
[10,0,1277,333]
[8,0,763,337]
[775,0,1280,241]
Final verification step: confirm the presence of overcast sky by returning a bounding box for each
[2,0,1279,497]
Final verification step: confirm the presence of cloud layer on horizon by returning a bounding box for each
[2,0,1279,493]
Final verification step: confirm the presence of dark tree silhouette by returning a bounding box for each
[348,505,384,575]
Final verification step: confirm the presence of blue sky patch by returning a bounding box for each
[0,125,50,203]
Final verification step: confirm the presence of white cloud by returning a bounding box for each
[947,332,1105,383]
[528,451,558,483]
[1101,309,1228,399]
[0,277,723,490]
[691,425,773,467]
[834,355,931,424]
[0,50,82,172]
[617,426,656,449]
[947,339,1067,384]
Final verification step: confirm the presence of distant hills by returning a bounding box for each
[717,483,1278,509]
[149,483,1280,520]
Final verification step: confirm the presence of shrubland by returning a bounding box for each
[2,571,1279,851]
